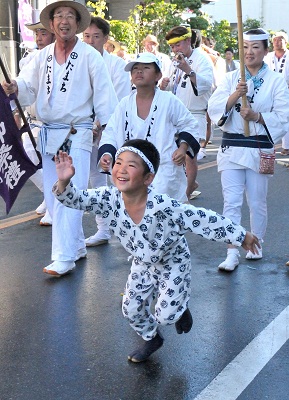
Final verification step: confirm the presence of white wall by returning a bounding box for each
[201,0,289,32]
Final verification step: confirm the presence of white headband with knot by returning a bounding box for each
[115,146,155,174]
[243,32,269,41]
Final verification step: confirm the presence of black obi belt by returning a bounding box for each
[222,132,273,149]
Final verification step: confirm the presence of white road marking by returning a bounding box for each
[194,306,289,400]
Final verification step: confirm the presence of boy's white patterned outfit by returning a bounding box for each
[54,183,246,340]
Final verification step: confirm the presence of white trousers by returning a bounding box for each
[221,168,269,240]
[89,145,110,233]
[192,112,207,141]
[282,131,289,149]
[42,148,90,261]
[23,130,43,192]
[89,145,107,188]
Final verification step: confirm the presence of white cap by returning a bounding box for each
[272,31,288,43]
[243,29,269,42]
[125,53,162,72]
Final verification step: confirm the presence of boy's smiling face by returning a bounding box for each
[112,151,153,195]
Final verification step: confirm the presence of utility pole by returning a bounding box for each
[0,0,20,81]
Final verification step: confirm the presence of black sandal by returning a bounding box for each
[128,330,164,362]
[175,308,193,334]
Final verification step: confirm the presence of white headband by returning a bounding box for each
[115,146,155,174]
[243,33,269,41]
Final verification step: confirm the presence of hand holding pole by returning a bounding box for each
[236,0,250,137]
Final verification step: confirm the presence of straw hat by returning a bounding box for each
[40,0,91,34]
[142,34,159,46]
[106,36,121,53]
[25,22,47,31]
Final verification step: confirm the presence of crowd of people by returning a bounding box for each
[2,0,289,362]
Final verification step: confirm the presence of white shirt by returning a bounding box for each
[103,49,131,100]
[99,88,200,201]
[165,47,214,113]
[264,49,289,87]
[16,40,118,153]
[208,68,289,172]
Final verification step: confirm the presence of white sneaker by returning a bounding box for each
[218,249,240,272]
[43,260,75,276]
[85,231,111,247]
[39,210,52,226]
[75,248,87,261]
[246,247,262,260]
[35,199,46,215]
[197,148,206,161]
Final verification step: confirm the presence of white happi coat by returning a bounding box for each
[208,67,289,173]
[166,47,213,113]
[98,88,200,202]
[155,51,172,78]
[264,50,289,87]
[102,49,131,101]
[15,39,118,155]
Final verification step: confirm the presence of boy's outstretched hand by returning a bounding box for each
[55,151,75,193]
[242,232,261,254]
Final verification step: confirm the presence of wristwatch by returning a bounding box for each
[185,70,195,79]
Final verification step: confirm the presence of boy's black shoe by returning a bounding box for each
[128,330,164,363]
[175,308,193,334]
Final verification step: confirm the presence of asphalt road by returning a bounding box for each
[1,129,289,400]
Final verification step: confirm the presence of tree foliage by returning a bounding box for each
[85,1,264,57]
[171,0,202,13]
[205,19,237,55]
[128,0,183,53]
[109,20,136,54]
[243,18,262,31]
[86,0,107,18]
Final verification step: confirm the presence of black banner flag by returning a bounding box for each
[0,84,41,214]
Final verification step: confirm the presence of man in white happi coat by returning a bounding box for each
[82,16,131,247]
[3,0,118,277]
[264,31,289,155]
[160,26,213,198]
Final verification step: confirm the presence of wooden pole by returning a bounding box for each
[236,0,250,136]
[0,55,42,163]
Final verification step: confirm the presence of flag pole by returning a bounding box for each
[0,55,42,163]
[236,0,250,137]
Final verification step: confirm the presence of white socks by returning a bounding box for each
[246,245,262,260]
[218,248,240,272]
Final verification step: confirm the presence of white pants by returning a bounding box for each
[89,145,107,188]
[192,112,207,141]
[89,145,110,233]
[23,130,43,192]
[221,169,269,240]
[282,131,289,149]
[42,148,90,262]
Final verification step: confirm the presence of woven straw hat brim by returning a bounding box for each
[40,0,91,34]
[25,22,46,31]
